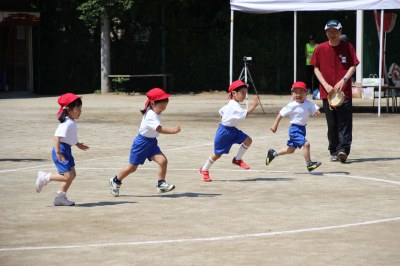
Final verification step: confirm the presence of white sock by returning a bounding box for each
[56,191,66,197]
[44,172,51,182]
[202,157,215,171]
[235,143,249,160]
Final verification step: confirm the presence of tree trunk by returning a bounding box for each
[101,16,110,94]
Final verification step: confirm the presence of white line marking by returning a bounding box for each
[324,173,400,185]
[270,171,400,186]
[1,216,399,252]
[0,136,265,173]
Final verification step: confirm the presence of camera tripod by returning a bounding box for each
[238,57,265,114]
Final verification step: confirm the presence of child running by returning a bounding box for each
[266,81,321,172]
[109,88,180,196]
[35,93,89,206]
[199,80,260,182]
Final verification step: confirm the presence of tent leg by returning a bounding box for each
[229,10,234,84]
[293,11,297,83]
[378,10,384,117]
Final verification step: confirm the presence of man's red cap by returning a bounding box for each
[291,81,307,91]
[57,93,80,117]
[228,80,247,92]
[144,88,171,108]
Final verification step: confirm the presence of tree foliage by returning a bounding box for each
[77,0,134,29]
[31,1,399,95]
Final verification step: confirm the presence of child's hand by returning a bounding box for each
[56,152,65,162]
[252,96,260,106]
[173,126,181,134]
[314,110,321,116]
[270,125,278,133]
[77,142,89,151]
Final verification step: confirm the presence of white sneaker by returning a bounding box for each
[156,180,175,193]
[109,177,121,197]
[36,171,50,193]
[53,194,75,206]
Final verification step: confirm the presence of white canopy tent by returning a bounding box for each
[229,0,400,116]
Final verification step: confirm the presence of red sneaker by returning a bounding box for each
[232,158,250,169]
[199,168,212,182]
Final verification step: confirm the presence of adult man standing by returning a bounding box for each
[310,19,359,163]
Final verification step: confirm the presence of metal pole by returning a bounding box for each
[244,62,248,109]
[378,10,384,117]
[356,10,363,85]
[293,11,297,82]
[229,10,234,84]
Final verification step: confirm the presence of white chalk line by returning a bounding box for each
[269,170,400,186]
[0,136,268,173]
[0,141,217,173]
[3,166,399,187]
[1,216,399,252]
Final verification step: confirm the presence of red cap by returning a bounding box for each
[57,93,80,117]
[291,81,307,91]
[228,80,247,92]
[144,88,171,108]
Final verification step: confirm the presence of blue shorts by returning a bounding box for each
[52,142,75,174]
[214,124,248,155]
[287,124,307,149]
[129,134,161,165]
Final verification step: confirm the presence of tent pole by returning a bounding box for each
[378,10,384,117]
[229,10,234,84]
[356,11,363,85]
[293,11,297,82]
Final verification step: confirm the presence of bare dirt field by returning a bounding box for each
[0,92,399,265]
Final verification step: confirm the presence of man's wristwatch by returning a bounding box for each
[343,77,348,82]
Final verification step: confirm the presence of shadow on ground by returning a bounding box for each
[133,192,222,198]
[0,158,47,162]
[76,201,135,207]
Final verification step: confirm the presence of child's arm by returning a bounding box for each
[156,125,181,134]
[246,95,260,116]
[270,114,283,133]
[76,142,89,151]
[53,136,65,161]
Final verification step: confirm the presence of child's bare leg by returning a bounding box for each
[152,153,168,181]
[277,146,296,156]
[153,153,175,192]
[242,137,252,147]
[117,164,138,181]
[303,141,311,162]
[50,167,76,192]
[211,154,222,162]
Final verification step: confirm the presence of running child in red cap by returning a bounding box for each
[35,93,89,206]
[199,80,260,182]
[266,81,321,172]
[109,88,180,196]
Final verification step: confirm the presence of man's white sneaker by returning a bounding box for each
[36,171,50,193]
[53,194,75,206]
[157,180,175,193]
[109,177,121,197]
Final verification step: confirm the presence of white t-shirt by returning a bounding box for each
[219,100,247,127]
[54,117,78,145]
[279,99,319,126]
[139,109,161,138]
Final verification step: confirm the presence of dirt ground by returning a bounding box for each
[0,92,399,266]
